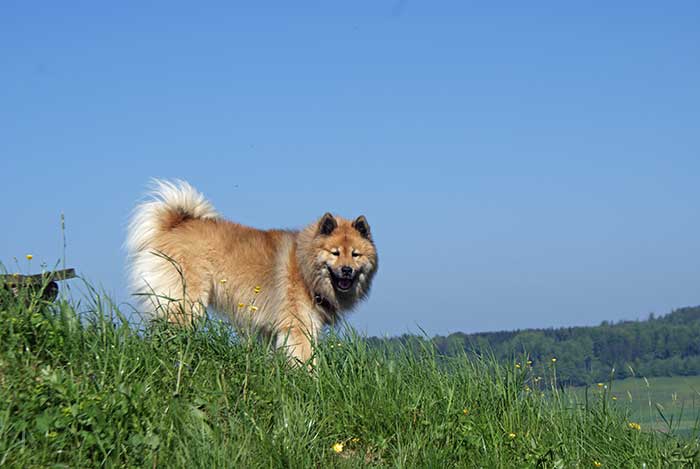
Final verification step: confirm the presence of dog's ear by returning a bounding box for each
[352,215,371,239]
[318,213,338,236]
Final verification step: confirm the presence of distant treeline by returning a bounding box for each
[369,306,700,386]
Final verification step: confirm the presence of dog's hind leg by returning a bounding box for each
[157,295,209,326]
[135,252,210,325]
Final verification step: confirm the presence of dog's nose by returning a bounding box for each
[341,266,353,276]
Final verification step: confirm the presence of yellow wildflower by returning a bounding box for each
[628,422,641,431]
[351,437,360,443]
[254,285,261,294]
[508,432,516,439]
[527,360,532,365]
[612,396,617,401]
[462,408,469,415]
[593,460,602,467]
[332,442,344,453]
[220,279,227,284]
[250,306,258,312]
[515,363,521,369]
[597,382,604,388]
[551,357,557,363]
[26,254,33,260]
[238,303,245,309]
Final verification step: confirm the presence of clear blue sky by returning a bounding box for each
[2,2,699,336]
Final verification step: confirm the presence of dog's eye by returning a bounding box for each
[352,251,361,258]
[331,250,340,256]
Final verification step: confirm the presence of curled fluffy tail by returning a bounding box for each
[126,179,218,254]
[126,179,218,303]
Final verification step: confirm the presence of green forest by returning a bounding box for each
[373,306,700,386]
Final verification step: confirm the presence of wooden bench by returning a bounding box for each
[0,268,76,302]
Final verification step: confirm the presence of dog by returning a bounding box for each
[126,180,378,364]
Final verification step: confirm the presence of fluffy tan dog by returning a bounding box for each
[126,180,378,364]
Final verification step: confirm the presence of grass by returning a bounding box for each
[1,284,699,468]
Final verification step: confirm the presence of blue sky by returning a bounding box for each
[2,2,699,336]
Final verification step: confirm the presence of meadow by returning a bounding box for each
[572,376,700,435]
[1,283,699,468]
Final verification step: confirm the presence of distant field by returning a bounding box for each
[572,376,700,433]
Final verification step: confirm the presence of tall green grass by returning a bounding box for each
[1,284,698,468]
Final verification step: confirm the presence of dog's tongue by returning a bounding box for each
[338,278,353,290]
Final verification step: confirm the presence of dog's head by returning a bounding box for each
[297,213,378,314]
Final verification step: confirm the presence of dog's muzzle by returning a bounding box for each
[329,266,356,292]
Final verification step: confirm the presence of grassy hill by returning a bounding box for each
[1,288,699,467]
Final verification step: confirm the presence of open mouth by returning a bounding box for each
[336,277,353,291]
[329,268,356,292]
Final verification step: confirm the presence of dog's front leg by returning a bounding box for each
[275,309,320,368]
